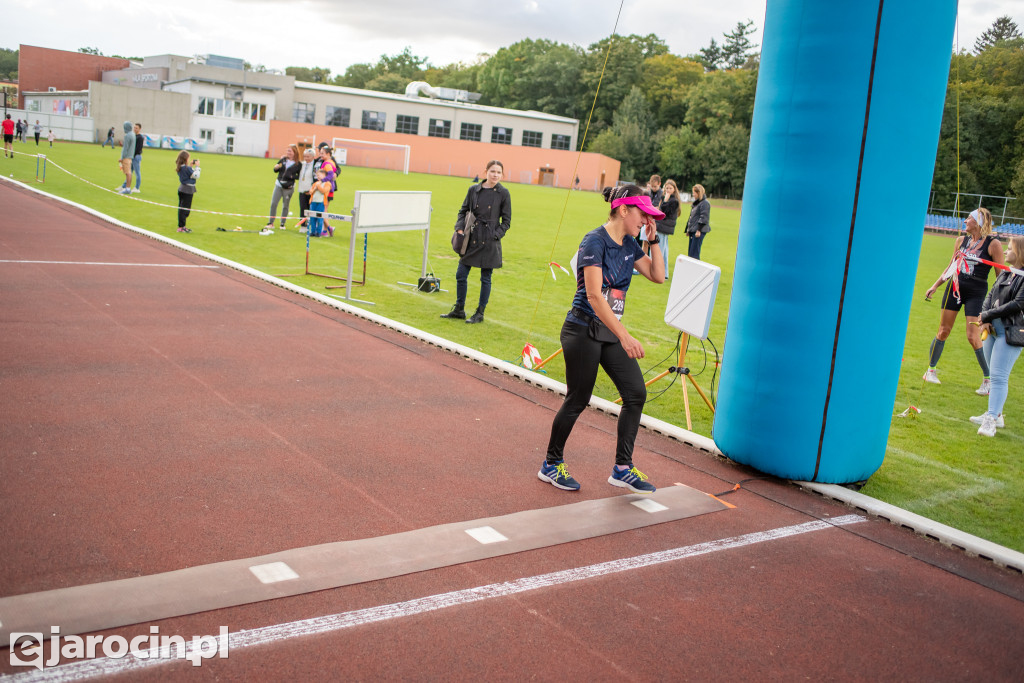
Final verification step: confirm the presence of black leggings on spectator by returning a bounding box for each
[177,191,194,228]
[546,320,647,467]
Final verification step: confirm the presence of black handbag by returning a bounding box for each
[451,210,476,255]
[1005,319,1024,346]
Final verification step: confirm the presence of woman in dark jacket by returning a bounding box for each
[653,178,680,273]
[441,160,512,324]
[972,235,1024,437]
[685,183,711,260]
[266,144,301,231]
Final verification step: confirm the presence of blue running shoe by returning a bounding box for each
[538,460,580,491]
[608,465,656,494]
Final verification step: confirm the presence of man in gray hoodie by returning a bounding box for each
[118,121,135,194]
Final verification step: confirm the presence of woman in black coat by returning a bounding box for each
[441,160,512,324]
[685,183,711,260]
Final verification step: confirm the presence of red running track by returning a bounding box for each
[0,180,1022,680]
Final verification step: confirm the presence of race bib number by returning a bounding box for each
[603,288,626,320]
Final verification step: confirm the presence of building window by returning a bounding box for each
[292,102,315,124]
[551,134,571,151]
[196,97,214,116]
[460,123,482,142]
[26,99,41,112]
[326,106,351,127]
[396,115,419,135]
[522,130,543,148]
[491,126,512,145]
[428,118,451,138]
[199,129,214,142]
[362,110,386,131]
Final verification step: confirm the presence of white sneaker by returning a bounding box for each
[977,415,998,437]
[970,413,1004,428]
[923,368,941,384]
[131,188,141,194]
[259,228,274,236]
[976,378,991,395]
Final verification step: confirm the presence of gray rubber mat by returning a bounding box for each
[0,485,729,641]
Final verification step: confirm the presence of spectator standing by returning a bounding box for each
[33,121,41,146]
[266,144,301,231]
[440,160,512,325]
[294,148,316,232]
[47,130,55,147]
[15,119,23,143]
[314,143,338,236]
[923,208,1004,391]
[685,184,711,260]
[130,123,144,193]
[307,168,330,238]
[972,235,1024,436]
[175,151,200,233]
[2,115,13,158]
[654,179,681,273]
[538,184,666,494]
[103,126,115,148]
[118,121,135,194]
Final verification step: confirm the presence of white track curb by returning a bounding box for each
[5,175,1021,575]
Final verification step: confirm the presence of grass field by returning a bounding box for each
[5,141,1022,552]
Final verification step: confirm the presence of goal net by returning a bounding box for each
[331,137,410,174]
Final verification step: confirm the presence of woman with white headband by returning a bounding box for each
[538,184,666,495]
[923,207,1004,393]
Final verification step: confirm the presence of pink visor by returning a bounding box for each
[611,194,665,220]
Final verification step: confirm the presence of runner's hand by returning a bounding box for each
[620,333,644,359]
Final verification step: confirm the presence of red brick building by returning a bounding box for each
[17,45,129,109]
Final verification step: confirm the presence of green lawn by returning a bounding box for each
[8,141,1022,552]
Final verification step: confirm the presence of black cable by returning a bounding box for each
[642,331,681,379]
[705,336,720,408]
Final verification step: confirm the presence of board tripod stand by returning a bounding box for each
[615,332,715,430]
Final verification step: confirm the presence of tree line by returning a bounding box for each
[288,23,761,198]
[930,18,1024,222]
[4,16,1020,210]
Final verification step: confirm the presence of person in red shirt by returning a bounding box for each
[2,115,15,158]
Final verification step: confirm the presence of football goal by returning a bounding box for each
[330,137,410,175]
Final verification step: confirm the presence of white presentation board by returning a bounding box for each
[353,191,433,232]
[664,255,720,340]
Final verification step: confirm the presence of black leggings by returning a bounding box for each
[177,191,194,228]
[546,320,647,467]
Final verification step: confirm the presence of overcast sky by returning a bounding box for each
[5,0,1022,77]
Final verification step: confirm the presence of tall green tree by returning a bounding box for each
[931,42,1024,215]
[0,47,18,81]
[721,20,759,70]
[476,39,583,115]
[702,123,750,197]
[656,125,706,188]
[697,38,723,71]
[579,34,669,141]
[974,16,1022,54]
[286,66,332,83]
[588,86,657,182]
[640,54,704,128]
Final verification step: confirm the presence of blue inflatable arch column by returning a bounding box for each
[713,0,958,483]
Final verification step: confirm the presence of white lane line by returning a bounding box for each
[8,515,865,682]
[0,260,218,268]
